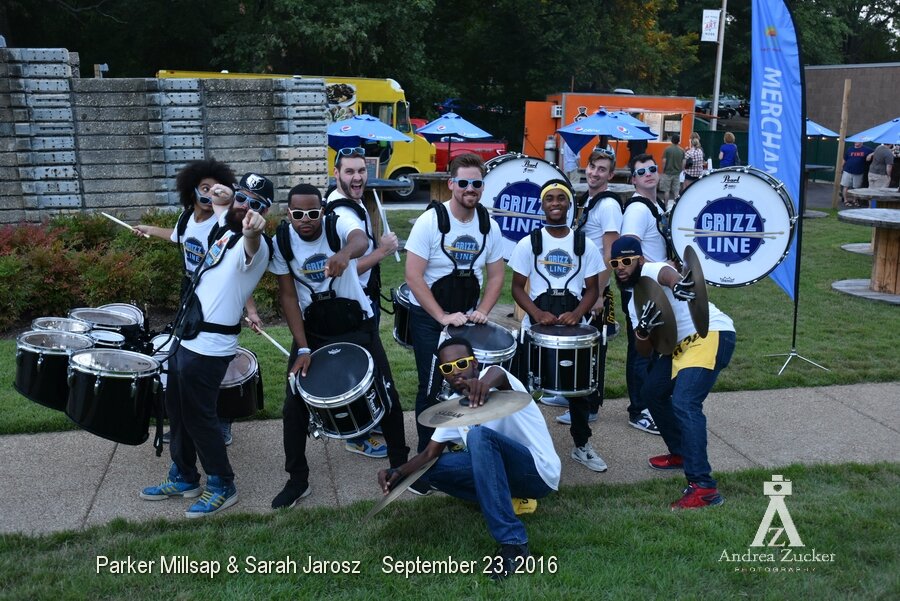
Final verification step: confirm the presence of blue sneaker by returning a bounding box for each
[539,394,569,407]
[555,410,598,425]
[140,464,201,500]
[220,420,233,446]
[185,476,238,518]
[344,436,388,458]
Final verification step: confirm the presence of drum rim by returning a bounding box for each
[16,330,94,354]
[671,166,795,288]
[68,307,139,327]
[529,324,599,347]
[98,303,146,325]
[445,322,517,363]
[298,343,375,406]
[89,330,126,342]
[30,316,92,333]
[69,348,160,377]
[220,347,259,388]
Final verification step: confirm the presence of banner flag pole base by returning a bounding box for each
[765,348,830,376]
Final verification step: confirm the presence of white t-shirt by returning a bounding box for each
[268,217,372,318]
[327,192,376,289]
[181,230,270,357]
[405,202,505,307]
[431,366,561,490]
[621,194,667,263]
[508,228,603,327]
[170,211,218,274]
[577,193,622,258]
[627,262,735,342]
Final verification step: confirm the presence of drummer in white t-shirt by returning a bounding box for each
[378,337,560,582]
[508,181,608,473]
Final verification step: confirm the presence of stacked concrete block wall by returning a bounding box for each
[0,47,328,224]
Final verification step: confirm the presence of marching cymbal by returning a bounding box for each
[682,244,709,338]
[633,276,677,355]
[364,457,439,521]
[417,390,532,428]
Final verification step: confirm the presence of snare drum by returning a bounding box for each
[445,322,517,368]
[66,349,161,445]
[31,317,91,335]
[89,330,126,349]
[296,343,385,439]
[218,348,263,419]
[669,166,796,287]
[15,330,94,411]
[99,303,146,332]
[392,283,413,349]
[482,154,570,259]
[527,324,600,397]
[68,307,142,349]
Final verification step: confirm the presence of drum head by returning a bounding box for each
[99,303,144,326]
[31,317,91,334]
[670,167,795,287]
[482,154,569,259]
[530,323,597,338]
[17,330,94,355]
[89,330,126,346]
[150,334,175,354]
[633,276,677,355]
[222,348,258,387]
[70,349,159,377]
[297,343,373,402]
[68,308,138,328]
[446,322,514,352]
[682,245,709,338]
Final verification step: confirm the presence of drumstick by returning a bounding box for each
[677,227,784,238]
[245,318,290,356]
[371,190,401,263]
[101,212,150,238]
[488,207,546,220]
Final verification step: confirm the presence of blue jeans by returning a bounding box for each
[421,427,553,545]
[641,331,736,488]
[409,304,444,452]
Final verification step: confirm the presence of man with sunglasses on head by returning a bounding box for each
[619,153,672,437]
[269,183,410,509]
[610,237,735,510]
[405,153,506,455]
[140,172,271,518]
[377,337,560,581]
[327,146,400,459]
[509,181,607,472]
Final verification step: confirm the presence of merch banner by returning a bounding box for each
[749,0,803,299]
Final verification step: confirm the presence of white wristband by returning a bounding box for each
[296,347,311,357]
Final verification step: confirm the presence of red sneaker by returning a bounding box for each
[671,483,724,510]
[648,453,684,470]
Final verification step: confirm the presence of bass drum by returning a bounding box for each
[482,153,570,259]
[66,349,161,445]
[295,342,385,439]
[670,166,796,287]
[15,330,94,411]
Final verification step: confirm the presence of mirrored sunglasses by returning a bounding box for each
[234,191,270,212]
[633,165,658,176]
[452,178,484,189]
[335,146,365,165]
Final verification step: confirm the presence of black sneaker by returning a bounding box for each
[271,480,311,509]
[407,480,433,497]
[490,543,530,582]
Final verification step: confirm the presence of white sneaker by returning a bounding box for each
[571,443,608,472]
[539,395,569,407]
[555,410,598,425]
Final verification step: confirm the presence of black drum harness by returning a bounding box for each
[427,200,492,314]
[323,198,384,307]
[530,226,587,317]
[624,194,678,263]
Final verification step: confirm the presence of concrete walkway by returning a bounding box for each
[1,382,897,535]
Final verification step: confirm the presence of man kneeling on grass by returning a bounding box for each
[377,337,561,581]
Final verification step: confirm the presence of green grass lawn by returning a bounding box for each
[0,463,896,599]
[2,209,897,435]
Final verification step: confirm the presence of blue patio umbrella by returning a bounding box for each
[327,114,412,150]
[805,118,839,138]
[846,117,900,144]
[557,110,656,154]
[417,112,492,166]
[608,111,659,135]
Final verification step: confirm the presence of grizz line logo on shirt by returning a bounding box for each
[445,235,479,264]
[302,253,328,282]
[540,248,574,278]
[183,237,205,268]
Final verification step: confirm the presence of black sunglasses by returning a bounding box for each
[289,208,322,221]
[234,191,270,212]
[452,178,484,189]
[335,146,365,165]
[633,165,658,176]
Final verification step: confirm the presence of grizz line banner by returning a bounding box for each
[748,0,803,299]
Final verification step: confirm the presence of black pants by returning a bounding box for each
[281,318,409,484]
[621,286,650,419]
[167,346,234,484]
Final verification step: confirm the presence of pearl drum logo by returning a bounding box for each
[445,235,479,264]
[302,253,328,282]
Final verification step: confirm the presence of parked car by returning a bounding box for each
[738,100,751,117]
[695,100,735,119]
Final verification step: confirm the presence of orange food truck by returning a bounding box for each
[523,92,696,171]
